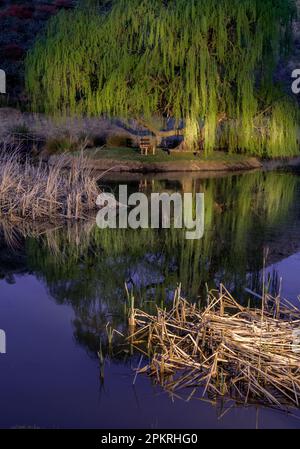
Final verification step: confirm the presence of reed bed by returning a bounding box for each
[0,150,101,222]
[129,285,300,408]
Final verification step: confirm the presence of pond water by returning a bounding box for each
[0,170,300,429]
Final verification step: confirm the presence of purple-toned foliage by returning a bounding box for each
[0,0,77,103]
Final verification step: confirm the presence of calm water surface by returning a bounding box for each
[0,170,300,429]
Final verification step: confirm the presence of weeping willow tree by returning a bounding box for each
[25,0,299,156]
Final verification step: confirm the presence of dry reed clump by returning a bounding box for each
[129,285,300,409]
[0,150,101,222]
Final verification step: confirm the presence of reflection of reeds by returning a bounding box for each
[130,285,300,409]
[0,219,95,252]
[0,150,101,222]
[125,282,136,328]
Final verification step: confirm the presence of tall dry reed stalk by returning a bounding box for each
[0,150,101,222]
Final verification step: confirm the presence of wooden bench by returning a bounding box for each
[139,137,156,156]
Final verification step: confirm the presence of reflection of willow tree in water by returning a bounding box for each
[21,171,299,357]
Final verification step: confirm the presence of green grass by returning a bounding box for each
[85,147,252,163]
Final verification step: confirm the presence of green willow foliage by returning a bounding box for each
[25,0,299,156]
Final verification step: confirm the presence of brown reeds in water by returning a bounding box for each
[0,150,101,222]
[129,285,300,409]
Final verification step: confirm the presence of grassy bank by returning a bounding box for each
[68,147,263,173]
[88,147,253,164]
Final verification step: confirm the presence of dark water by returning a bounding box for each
[0,170,300,429]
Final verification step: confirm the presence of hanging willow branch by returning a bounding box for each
[25,0,299,156]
